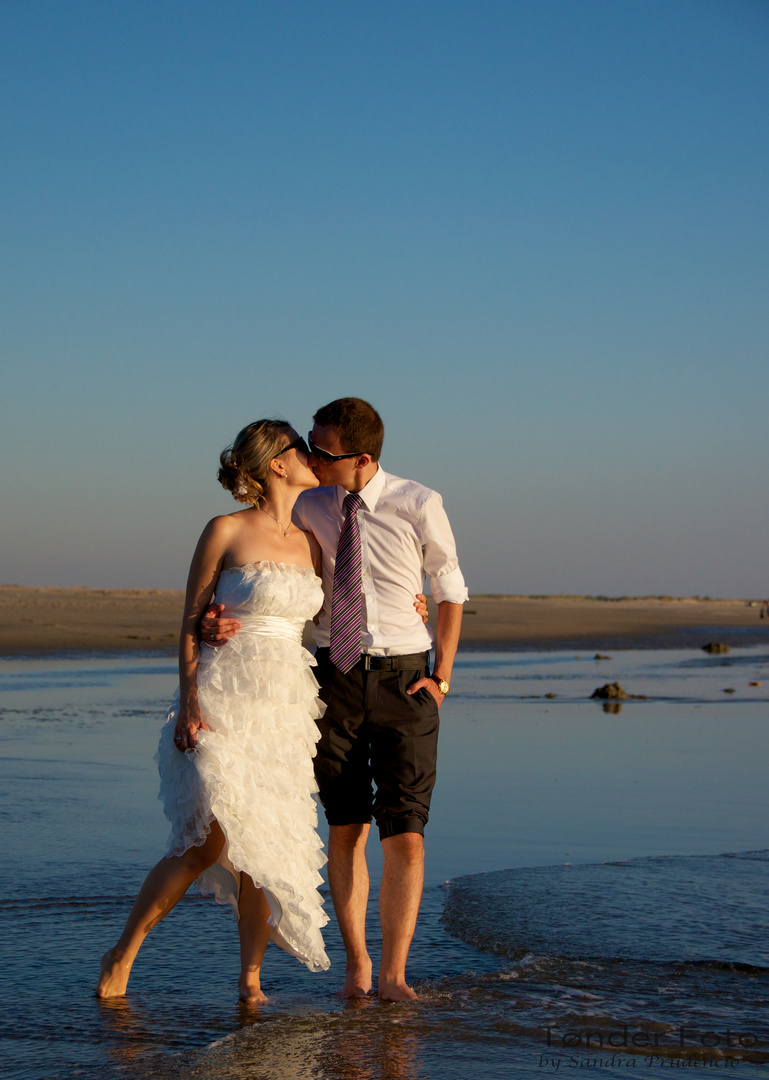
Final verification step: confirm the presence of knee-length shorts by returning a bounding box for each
[313,649,440,839]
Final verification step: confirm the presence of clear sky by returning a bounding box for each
[1,0,767,597]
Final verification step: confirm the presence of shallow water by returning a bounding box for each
[1,648,768,1078]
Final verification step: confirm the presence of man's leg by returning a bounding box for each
[327,822,373,996]
[370,666,439,1000]
[314,650,375,995]
[378,831,424,1000]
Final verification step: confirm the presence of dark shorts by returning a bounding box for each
[313,649,440,839]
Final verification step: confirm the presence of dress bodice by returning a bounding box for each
[214,561,323,623]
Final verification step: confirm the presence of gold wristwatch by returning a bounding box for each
[430,674,450,695]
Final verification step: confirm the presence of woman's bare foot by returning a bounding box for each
[340,960,373,997]
[96,948,133,998]
[378,979,418,1002]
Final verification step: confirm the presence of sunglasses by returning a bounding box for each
[307,434,363,463]
[276,435,310,457]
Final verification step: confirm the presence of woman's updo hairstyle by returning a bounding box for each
[218,420,292,506]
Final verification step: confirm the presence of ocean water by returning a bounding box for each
[1,647,768,1079]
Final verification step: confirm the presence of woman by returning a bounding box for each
[97,420,331,1003]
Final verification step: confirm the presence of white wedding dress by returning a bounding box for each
[156,561,330,972]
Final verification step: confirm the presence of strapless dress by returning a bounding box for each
[156,561,329,972]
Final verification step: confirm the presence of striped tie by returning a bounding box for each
[329,492,365,673]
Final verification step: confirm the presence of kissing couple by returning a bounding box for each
[97,396,466,1003]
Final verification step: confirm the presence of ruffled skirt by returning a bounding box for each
[156,631,330,972]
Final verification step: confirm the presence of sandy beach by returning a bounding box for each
[1,585,766,654]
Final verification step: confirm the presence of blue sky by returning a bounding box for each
[1,0,767,596]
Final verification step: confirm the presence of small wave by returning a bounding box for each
[442,851,769,968]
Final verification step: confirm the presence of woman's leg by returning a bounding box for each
[96,821,226,998]
[237,875,272,1003]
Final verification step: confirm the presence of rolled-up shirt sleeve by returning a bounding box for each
[421,493,469,604]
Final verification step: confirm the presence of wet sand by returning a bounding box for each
[0,585,185,655]
[1,585,766,654]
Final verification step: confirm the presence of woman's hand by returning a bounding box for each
[173,701,210,752]
[414,592,430,623]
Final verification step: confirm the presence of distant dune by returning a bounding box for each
[440,594,768,650]
[1,585,766,656]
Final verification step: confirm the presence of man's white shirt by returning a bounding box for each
[293,465,468,656]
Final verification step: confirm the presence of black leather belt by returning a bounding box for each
[360,652,428,672]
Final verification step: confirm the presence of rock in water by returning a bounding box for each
[701,642,730,654]
[591,682,629,700]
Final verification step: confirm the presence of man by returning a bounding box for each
[204,398,467,1000]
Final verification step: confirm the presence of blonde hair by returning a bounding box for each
[218,420,292,505]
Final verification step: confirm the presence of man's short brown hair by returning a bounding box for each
[313,397,384,461]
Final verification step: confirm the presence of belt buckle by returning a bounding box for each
[363,655,391,671]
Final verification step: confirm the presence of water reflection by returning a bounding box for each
[192,1007,425,1080]
[602,701,622,714]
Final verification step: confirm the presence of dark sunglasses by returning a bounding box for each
[307,434,363,463]
[276,435,310,457]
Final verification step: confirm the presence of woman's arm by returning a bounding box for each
[306,532,323,579]
[303,532,324,625]
[174,515,234,751]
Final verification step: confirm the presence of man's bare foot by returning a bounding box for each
[343,994,376,1010]
[340,961,373,997]
[238,977,268,1005]
[96,948,132,999]
[378,979,418,1002]
[238,990,269,1006]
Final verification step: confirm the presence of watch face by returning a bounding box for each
[431,674,449,694]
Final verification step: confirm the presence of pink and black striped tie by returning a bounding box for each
[329,492,365,673]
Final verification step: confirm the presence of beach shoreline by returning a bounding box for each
[1,584,767,656]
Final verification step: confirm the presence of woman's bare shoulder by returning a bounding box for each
[202,507,254,536]
[194,508,256,555]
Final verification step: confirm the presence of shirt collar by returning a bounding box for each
[335,464,386,513]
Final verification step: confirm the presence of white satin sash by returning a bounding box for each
[234,614,305,644]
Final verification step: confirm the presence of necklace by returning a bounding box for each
[260,507,291,538]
